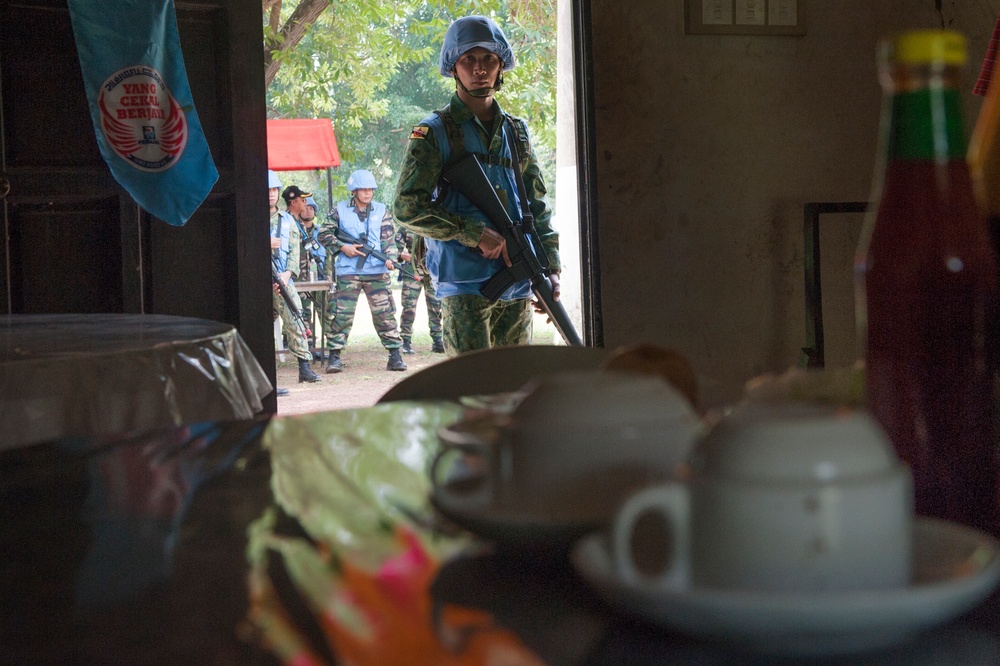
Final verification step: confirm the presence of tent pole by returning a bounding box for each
[326,167,334,213]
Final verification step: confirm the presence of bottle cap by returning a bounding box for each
[886,30,966,65]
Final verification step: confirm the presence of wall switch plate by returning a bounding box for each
[735,0,766,25]
[703,0,733,25]
[768,0,797,26]
[685,0,806,35]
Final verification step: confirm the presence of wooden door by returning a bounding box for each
[0,0,277,410]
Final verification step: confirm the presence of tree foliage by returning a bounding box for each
[264,0,556,212]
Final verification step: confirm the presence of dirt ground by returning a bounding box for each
[271,289,557,415]
[273,340,448,414]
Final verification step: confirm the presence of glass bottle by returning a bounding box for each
[855,30,1000,535]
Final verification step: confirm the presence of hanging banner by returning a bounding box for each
[67,0,218,227]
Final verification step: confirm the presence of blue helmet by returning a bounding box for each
[304,196,318,212]
[347,169,377,191]
[439,16,515,77]
[267,170,282,188]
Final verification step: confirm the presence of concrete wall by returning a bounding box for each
[587,0,999,401]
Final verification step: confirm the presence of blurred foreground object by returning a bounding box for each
[856,30,999,534]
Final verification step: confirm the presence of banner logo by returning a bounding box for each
[98,66,188,172]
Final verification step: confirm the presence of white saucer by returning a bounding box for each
[571,517,1000,657]
[430,483,607,549]
[430,454,669,549]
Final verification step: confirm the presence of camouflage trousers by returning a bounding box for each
[439,294,533,356]
[325,273,402,351]
[272,283,312,362]
[398,272,442,339]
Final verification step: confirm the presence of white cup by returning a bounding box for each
[612,403,913,592]
[431,370,703,515]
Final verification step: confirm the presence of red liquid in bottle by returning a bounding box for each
[860,160,999,533]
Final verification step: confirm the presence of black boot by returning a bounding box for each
[326,350,342,374]
[401,337,415,354]
[387,348,407,371]
[299,359,321,383]
[431,337,445,354]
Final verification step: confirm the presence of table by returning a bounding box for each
[291,280,332,352]
[4,404,1000,665]
[293,279,333,294]
[0,314,272,450]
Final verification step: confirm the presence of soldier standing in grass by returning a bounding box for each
[318,169,407,373]
[392,15,561,355]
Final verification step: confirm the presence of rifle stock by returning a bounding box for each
[441,153,583,346]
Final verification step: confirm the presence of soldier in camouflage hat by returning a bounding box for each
[271,176,321,385]
[318,169,407,373]
[391,15,561,355]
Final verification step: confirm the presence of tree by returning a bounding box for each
[263,0,331,88]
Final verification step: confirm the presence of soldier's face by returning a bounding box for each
[354,188,374,206]
[301,206,316,223]
[454,47,501,91]
[287,197,306,216]
[269,187,280,207]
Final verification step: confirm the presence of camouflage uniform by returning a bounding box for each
[296,216,327,347]
[317,197,403,353]
[271,208,311,362]
[394,227,442,344]
[392,94,560,355]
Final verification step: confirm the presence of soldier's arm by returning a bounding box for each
[392,124,486,248]
[316,207,345,253]
[287,222,302,279]
[379,208,400,262]
[518,122,561,273]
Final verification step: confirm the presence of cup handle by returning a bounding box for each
[430,442,497,508]
[611,483,691,590]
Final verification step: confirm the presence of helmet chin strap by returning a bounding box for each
[455,73,504,98]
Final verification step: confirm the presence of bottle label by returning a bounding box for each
[887,89,967,160]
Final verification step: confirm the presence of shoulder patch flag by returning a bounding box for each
[409,125,429,140]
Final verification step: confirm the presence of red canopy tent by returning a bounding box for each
[266,118,341,205]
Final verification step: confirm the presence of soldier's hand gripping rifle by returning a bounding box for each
[334,228,416,280]
[271,259,313,339]
[440,153,583,346]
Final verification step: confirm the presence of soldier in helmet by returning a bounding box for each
[317,169,407,373]
[391,15,562,355]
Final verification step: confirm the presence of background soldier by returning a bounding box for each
[394,227,444,354]
[296,196,328,353]
[270,174,321,384]
[318,169,407,373]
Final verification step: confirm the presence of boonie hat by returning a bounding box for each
[282,185,312,203]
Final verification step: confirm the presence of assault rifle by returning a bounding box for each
[271,259,312,338]
[334,228,415,280]
[440,152,583,346]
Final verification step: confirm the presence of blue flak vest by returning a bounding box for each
[423,110,535,301]
[271,210,295,276]
[334,200,390,276]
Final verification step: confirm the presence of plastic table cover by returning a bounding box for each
[0,313,272,449]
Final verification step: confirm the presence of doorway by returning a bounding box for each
[265,1,602,412]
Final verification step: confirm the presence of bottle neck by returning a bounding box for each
[884,86,967,161]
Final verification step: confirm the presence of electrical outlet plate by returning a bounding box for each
[685,0,806,35]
